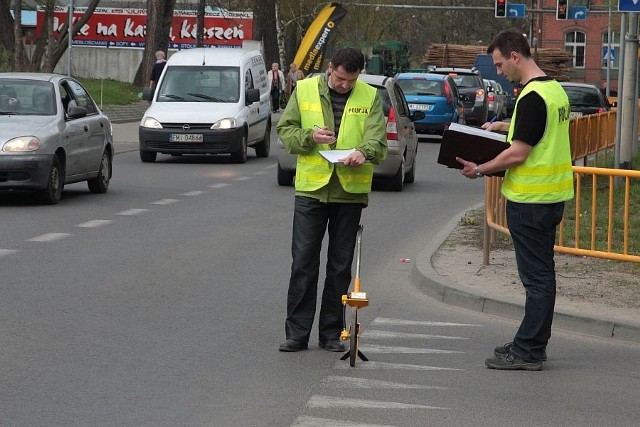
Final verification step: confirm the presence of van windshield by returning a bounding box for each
[156,66,240,103]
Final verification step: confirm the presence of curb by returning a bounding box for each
[410,204,640,344]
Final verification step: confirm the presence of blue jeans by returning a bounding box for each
[284,196,363,344]
[506,200,565,362]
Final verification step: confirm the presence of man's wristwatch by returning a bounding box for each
[474,165,484,178]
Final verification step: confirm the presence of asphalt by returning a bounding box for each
[106,103,640,344]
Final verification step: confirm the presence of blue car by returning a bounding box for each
[395,73,465,136]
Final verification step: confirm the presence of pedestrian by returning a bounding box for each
[267,62,285,113]
[456,30,574,371]
[286,62,304,100]
[276,47,387,353]
[149,50,167,91]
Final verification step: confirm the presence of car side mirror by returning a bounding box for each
[410,110,425,122]
[246,88,260,105]
[67,105,87,119]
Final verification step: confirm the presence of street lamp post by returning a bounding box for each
[67,0,73,76]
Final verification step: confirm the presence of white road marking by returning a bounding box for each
[232,176,252,181]
[75,220,114,228]
[292,415,397,427]
[321,376,447,390]
[0,249,19,258]
[116,208,150,216]
[150,199,180,205]
[358,344,464,354]
[253,170,269,175]
[180,190,206,196]
[307,395,448,410]
[362,330,468,340]
[26,233,72,242]
[372,317,483,327]
[209,183,230,189]
[333,360,461,371]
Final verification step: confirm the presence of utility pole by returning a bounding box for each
[618,12,638,170]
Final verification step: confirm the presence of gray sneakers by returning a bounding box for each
[485,353,543,371]
[494,342,547,361]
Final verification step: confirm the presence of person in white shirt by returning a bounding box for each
[267,63,285,113]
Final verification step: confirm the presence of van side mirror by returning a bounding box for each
[246,88,260,105]
[142,87,154,101]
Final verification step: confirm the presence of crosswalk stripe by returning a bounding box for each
[26,233,72,242]
[307,395,449,410]
[321,376,447,390]
[359,344,464,354]
[333,361,461,371]
[116,209,149,216]
[150,198,179,205]
[363,330,467,340]
[291,415,397,427]
[372,317,483,327]
[75,219,113,228]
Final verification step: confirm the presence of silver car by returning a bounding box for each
[0,73,113,204]
[277,74,424,191]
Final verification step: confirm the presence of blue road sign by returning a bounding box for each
[507,4,526,18]
[569,6,587,19]
[603,48,616,62]
[619,0,640,12]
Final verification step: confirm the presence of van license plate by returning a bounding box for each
[171,133,203,143]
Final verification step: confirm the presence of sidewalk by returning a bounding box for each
[411,206,640,344]
[103,102,148,154]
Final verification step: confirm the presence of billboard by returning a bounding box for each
[36,6,254,49]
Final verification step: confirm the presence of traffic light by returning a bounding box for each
[495,0,507,18]
[556,0,568,20]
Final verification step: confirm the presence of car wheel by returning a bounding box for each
[140,150,157,163]
[404,152,416,184]
[388,157,404,192]
[231,132,248,163]
[277,163,295,186]
[87,149,112,194]
[40,155,63,204]
[254,122,271,158]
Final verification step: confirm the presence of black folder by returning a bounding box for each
[437,123,509,177]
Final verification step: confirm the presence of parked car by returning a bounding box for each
[277,73,424,191]
[429,67,488,126]
[0,73,113,204]
[395,72,465,136]
[484,79,507,121]
[560,82,611,118]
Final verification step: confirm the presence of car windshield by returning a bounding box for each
[451,75,478,89]
[0,80,56,115]
[563,87,603,108]
[397,79,443,96]
[156,66,240,103]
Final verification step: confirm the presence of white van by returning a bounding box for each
[138,48,271,163]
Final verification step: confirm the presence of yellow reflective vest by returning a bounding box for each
[295,78,377,193]
[502,80,575,203]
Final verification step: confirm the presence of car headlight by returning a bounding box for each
[211,118,237,129]
[141,117,162,129]
[2,136,41,152]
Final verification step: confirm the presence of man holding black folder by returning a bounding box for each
[456,30,574,371]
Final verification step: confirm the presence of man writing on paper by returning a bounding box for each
[456,30,574,371]
[276,47,386,353]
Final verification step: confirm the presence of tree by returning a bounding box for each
[253,0,278,67]
[134,0,176,87]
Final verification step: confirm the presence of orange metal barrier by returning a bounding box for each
[483,111,640,265]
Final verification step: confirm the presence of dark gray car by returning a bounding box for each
[429,67,489,126]
[0,73,113,204]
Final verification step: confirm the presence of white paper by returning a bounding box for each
[319,148,356,164]
[447,123,507,142]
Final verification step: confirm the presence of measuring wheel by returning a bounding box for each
[340,225,370,367]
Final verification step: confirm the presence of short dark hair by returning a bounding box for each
[487,30,531,59]
[330,47,365,73]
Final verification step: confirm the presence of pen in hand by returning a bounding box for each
[314,125,336,144]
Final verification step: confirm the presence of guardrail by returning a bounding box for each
[482,111,640,265]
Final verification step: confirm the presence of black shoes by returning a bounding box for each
[318,340,346,352]
[485,353,543,371]
[279,339,308,352]
[494,342,547,361]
